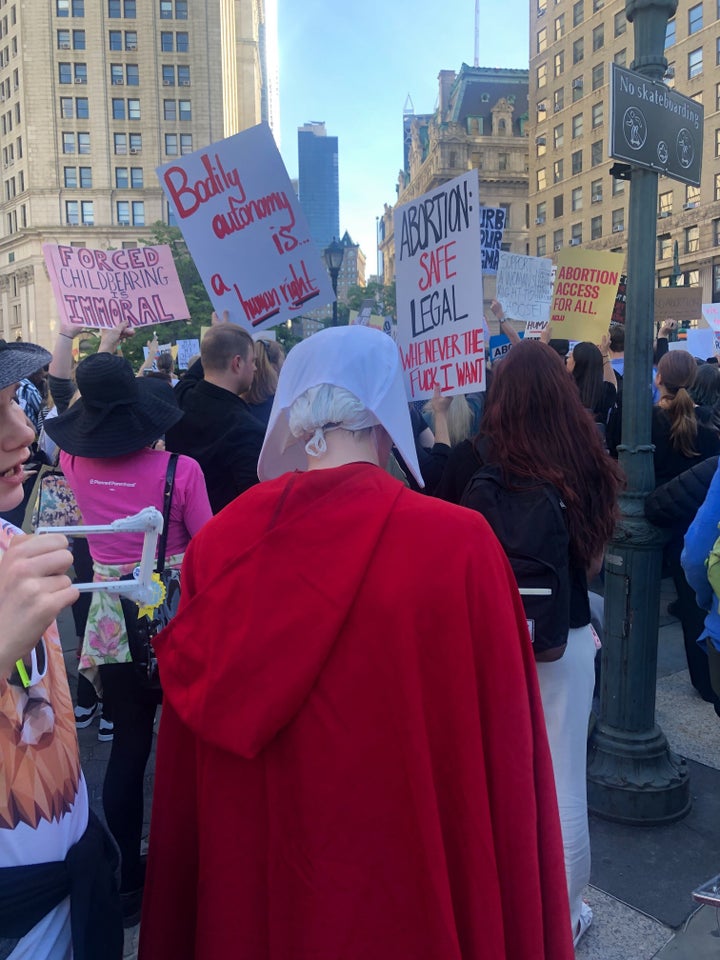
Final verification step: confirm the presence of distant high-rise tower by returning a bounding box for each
[298,122,339,252]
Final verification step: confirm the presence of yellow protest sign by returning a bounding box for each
[549,247,625,343]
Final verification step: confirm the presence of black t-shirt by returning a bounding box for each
[435,439,591,628]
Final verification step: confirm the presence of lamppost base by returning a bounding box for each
[587,721,691,825]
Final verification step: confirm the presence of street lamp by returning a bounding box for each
[323,237,345,327]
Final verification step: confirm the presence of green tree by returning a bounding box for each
[343,280,396,318]
[118,222,214,367]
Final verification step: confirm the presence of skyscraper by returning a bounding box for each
[0,0,270,346]
[298,121,339,253]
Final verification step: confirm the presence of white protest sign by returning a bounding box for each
[496,252,554,336]
[175,338,201,370]
[157,123,334,334]
[480,206,507,275]
[394,170,485,400]
[684,328,715,360]
[702,303,720,330]
[142,341,173,372]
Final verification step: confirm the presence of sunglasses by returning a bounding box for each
[9,639,48,689]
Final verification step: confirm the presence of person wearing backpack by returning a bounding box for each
[436,340,623,948]
[681,460,720,702]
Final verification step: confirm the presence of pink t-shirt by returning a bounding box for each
[60,449,212,566]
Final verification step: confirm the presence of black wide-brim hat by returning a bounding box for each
[0,340,51,391]
[44,352,184,458]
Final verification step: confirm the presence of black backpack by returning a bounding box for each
[461,463,571,654]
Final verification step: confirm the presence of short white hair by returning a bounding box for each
[288,384,379,457]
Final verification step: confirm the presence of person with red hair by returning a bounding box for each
[437,339,624,947]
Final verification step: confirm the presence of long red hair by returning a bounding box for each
[477,341,623,568]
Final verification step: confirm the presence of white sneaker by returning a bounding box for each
[573,901,593,948]
[98,718,114,742]
[74,703,98,729]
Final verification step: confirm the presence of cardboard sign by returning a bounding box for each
[549,247,625,342]
[394,170,485,400]
[175,338,201,369]
[480,206,507,275]
[42,244,189,329]
[349,298,385,331]
[655,287,702,325]
[496,251,554,336]
[157,123,334,333]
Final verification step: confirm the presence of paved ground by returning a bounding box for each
[59,576,720,959]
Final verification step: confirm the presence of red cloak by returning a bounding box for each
[139,463,573,960]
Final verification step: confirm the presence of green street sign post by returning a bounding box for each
[609,63,703,187]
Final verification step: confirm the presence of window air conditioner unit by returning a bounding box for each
[537,102,547,111]
[536,136,546,145]
[683,201,697,210]
[59,42,70,49]
[572,78,583,89]
[612,223,624,232]
[570,237,581,246]
[537,5,546,14]
[163,80,172,85]
[113,78,124,84]
[591,193,602,202]
[127,42,137,50]
[74,77,86,84]
[659,210,671,217]
[179,80,190,86]
[535,217,545,224]
[665,66,675,79]
[129,147,141,154]
[554,242,562,250]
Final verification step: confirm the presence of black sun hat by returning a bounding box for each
[44,352,183,458]
[0,339,51,391]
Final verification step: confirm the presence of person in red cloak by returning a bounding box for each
[139,325,575,960]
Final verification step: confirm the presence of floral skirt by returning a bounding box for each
[80,555,183,689]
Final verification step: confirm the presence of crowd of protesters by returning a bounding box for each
[3,302,720,959]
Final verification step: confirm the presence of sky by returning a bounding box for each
[277,0,530,278]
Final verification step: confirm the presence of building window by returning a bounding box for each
[116,200,130,225]
[553,159,564,183]
[572,76,584,101]
[591,215,602,239]
[537,167,547,190]
[112,97,125,120]
[614,10,626,36]
[659,190,673,214]
[571,223,582,245]
[573,0,583,26]
[591,179,603,203]
[536,137,547,158]
[177,65,190,86]
[79,166,92,187]
[612,176,625,196]
[161,31,173,51]
[125,31,138,49]
[554,13,565,39]
[614,48,627,67]
[537,235,547,257]
[714,220,720,246]
[178,99,191,120]
[163,99,177,121]
[160,0,172,17]
[592,0,603,10]
[591,139,603,165]
[129,132,141,153]
[537,63,548,88]
[108,0,121,16]
[164,133,178,155]
[715,173,720,201]
[554,194,564,218]
[114,132,127,154]
[62,132,75,154]
[591,102,603,127]
[688,48,703,78]
[536,201,547,224]
[109,30,124,50]
[59,62,72,84]
[553,88,564,111]
[715,127,720,157]
[126,64,139,85]
[131,166,143,188]
[572,113,583,138]
[685,224,700,253]
[592,24,604,51]
[658,235,672,259]
[686,183,701,204]
[553,229,563,251]
[571,150,583,175]
[573,38,584,63]
[110,63,123,84]
[537,27,547,53]
[57,29,70,48]
[65,200,79,225]
[60,96,73,119]
[81,200,93,225]
[162,64,175,86]
[612,208,625,233]
[64,166,77,187]
[176,0,188,17]
[665,18,676,47]
[554,51,564,77]
[128,98,140,120]
[572,186,583,211]
[498,153,508,171]
[115,167,129,188]
[77,132,90,154]
[132,200,145,225]
[688,3,703,33]
[180,133,193,154]
[554,123,564,148]
[176,31,189,51]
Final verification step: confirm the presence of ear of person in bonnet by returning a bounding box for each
[257,325,423,487]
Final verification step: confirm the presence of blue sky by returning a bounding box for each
[277,0,530,277]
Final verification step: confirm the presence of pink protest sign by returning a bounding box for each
[156,123,334,333]
[42,244,190,329]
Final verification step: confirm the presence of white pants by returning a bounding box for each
[535,623,596,936]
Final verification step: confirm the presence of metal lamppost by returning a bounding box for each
[323,238,345,327]
[586,0,691,823]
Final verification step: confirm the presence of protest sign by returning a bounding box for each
[549,247,625,342]
[701,303,720,330]
[349,298,385,331]
[611,274,627,325]
[175,338,201,369]
[654,287,702,325]
[42,244,189,329]
[480,207,507,275]
[496,251,553,336]
[684,328,715,360]
[157,123,334,334]
[394,170,485,400]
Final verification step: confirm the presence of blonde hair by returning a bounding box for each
[422,394,475,446]
[657,350,698,458]
[243,339,285,405]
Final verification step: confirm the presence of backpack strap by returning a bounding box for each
[156,454,178,574]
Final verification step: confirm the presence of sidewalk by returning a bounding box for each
[60,580,720,960]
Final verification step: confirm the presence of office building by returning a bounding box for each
[0,0,269,345]
[528,0,720,302]
[297,121,339,253]
[379,64,530,309]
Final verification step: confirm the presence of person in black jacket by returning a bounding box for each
[167,323,265,514]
